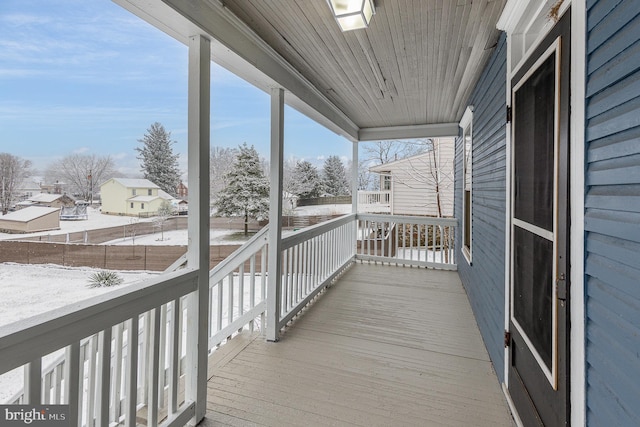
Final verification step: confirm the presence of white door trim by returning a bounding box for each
[499,0,586,424]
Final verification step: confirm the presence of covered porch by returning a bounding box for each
[203,263,513,426]
[0,0,518,426]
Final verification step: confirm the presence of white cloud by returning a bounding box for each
[73,147,89,154]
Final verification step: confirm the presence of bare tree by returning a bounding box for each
[46,154,115,203]
[379,138,452,217]
[361,140,423,165]
[0,153,32,214]
[153,200,174,241]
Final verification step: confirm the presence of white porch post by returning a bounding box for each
[352,141,358,214]
[186,34,210,424]
[266,87,284,342]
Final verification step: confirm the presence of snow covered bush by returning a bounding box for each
[88,271,124,288]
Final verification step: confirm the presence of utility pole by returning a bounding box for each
[88,170,93,206]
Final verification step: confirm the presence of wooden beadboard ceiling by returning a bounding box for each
[221,0,505,129]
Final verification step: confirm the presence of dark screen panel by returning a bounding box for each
[513,226,553,369]
[513,55,556,232]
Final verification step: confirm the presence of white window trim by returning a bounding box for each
[460,106,474,265]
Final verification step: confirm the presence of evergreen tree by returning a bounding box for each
[214,143,269,235]
[322,155,350,196]
[136,122,181,196]
[291,160,322,199]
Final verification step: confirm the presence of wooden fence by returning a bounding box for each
[0,241,248,271]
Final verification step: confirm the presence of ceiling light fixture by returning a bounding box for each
[328,0,375,32]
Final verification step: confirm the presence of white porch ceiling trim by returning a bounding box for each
[358,123,460,142]
[113,0,360,141]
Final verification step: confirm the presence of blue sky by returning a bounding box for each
[0,0,352,177]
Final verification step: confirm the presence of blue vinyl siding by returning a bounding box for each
[585,0,640,425]
[455,33,507,382]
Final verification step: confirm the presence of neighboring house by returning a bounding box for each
[365,138,455,217]
[15,180,42,202]
[15,193,75,210]
[100,178,173,216]
[40,181,65,195]
[0,206,60,233]
[176,181,188,199]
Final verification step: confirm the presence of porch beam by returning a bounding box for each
[358,123,459,141]
[267,87,285,342]
[186,34,210,424]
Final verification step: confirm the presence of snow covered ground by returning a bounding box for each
[0,262,158,403]
[102,228,255,246]
[292,204,351,216]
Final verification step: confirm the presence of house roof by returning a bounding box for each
[369,150,435,173]
[108,178,160,189]
[0,207,59,223]
[158,190,175,200]
[18,180,41,190]
[115,0,506,141]
[28,193,62,203]
[128,195,159,203]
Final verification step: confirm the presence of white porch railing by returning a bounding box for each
[357,191,392,213]
[278,214,356,329]
[0,268,199,427]
[356,214,457,270]
[0,213,456,426]
[208,227,268,349]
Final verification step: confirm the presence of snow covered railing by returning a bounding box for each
[357,191,392,213]
[208,227,268,349]
[278,214,356,329]
[356,214,457,270]
[0,268,200,427]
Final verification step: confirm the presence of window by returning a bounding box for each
[132,189,137,196]
[460,106,473,264]
[148,189,152,196]
[141,203,145,209]
[130,202,134,208]
[382,174,391,191]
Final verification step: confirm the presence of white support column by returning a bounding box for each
[351,141,358,214]
[24,359,41,404]
[266,87,285,342]
[186,34,210,424]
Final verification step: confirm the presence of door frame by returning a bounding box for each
[497,1,586,425]
[509,36,563,390]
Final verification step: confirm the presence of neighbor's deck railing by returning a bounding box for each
[356,214,457,270]
[357,191,392,213]
[0,213,456,425]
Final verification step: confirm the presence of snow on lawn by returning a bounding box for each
[0,263,158,403]
[292,204,351,216]
[102,228,255,246]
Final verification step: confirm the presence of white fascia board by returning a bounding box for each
[497,0,529,32]
[113,0,359,142]
[358,123,459,142]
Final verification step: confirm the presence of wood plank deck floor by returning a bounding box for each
[202,263,514,426]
